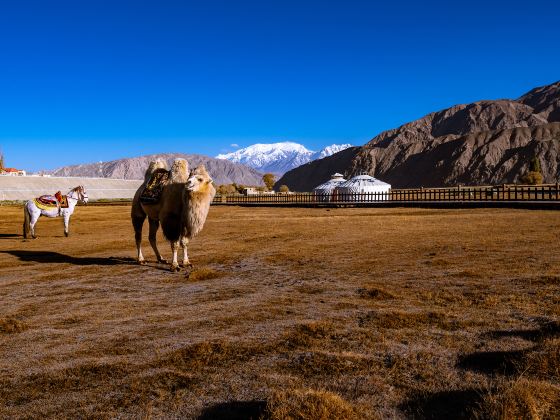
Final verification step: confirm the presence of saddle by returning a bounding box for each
[34,191,69,210]
[140,168,170,204]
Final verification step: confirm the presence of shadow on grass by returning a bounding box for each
[457,349,524,376]
[400,389,482,420]
[197,400,268,420]
[483,320,560,342]
[0,250,136,266]
[0,233,20,239]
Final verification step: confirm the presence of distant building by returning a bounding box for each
[313,173,347,202]
[242,187,259,196]
[334,173,391,201]
[0,168,26,176]
[242,187,275,196]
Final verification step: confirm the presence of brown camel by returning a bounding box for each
[131,159,216,271]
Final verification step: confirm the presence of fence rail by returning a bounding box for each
[212,184,560,206]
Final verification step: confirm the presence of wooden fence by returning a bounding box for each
[212,184,560,206]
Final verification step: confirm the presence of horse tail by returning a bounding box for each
[23,202,30,239]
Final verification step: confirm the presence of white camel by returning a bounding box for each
[23,186,89,239]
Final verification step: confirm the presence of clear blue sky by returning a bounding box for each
[1,0,559,171]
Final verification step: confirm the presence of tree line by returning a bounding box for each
[215,173,290,194]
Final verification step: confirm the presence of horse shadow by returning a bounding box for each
[1,250,136,266]
[0,233,20,239]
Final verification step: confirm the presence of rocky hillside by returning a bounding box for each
[48,153,265,185]
[276,80,560,191]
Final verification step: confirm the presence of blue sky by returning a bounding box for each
[1,0,559,171]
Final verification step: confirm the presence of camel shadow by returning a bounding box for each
[457,320,560,377]
[197,400,268,420]
[399,389,483,420]
[482,320,560,342]
[1,250,137,266]
[457,349,524,376]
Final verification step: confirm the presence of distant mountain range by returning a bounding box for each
[277,80,560,191]
[216,142,353,175]
[47,153,265,185]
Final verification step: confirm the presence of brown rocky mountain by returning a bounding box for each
[49,153,264,185]
[276,81,560,191]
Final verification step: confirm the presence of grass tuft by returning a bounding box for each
[267,388,358,420]
[185,267,223,281]
[0,317,27,333]
[357,287,395,299]
[476,379,560,420]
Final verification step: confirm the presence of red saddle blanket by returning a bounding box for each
[36,192,69,208]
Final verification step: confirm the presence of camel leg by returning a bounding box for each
[63,214,70,237]
[132,214,146,265]
[170,241,180,272]
[180,237,192,268]
[148,218,167,264]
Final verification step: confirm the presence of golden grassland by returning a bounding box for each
[0,205,559,419]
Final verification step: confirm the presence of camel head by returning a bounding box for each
[186,165,214,193]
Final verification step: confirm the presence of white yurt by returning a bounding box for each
[313,173,347,202]
[334,173,391,201]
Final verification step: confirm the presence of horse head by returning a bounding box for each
[71,185,89,204]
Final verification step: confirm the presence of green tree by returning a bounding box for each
[529,156,542,173]
[521,156,543,185]
[279,184,290,193]
[262,173,276,190]
[0,151,4,171]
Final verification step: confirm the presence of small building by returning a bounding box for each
[242,187,259,196]
[313,173,347,202]
[0,168,26,176]
[334,173,391,201]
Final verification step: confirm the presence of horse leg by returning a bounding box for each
[148,218,167,264]
[132,214,146,265]
[170,241,180,272]
[29,212,40,239]
[180,236,192,268]
[23,204,30,239]
[63,214,70,237]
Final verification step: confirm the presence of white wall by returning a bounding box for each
[0,176,143,200]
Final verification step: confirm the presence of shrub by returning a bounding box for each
[263,173,276,191]
[521,171,544,185]
[521,157,543,185]
[267,389,357,420]
[476,379,560,420]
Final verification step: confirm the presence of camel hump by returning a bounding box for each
[144,159,168,183]
[170,158,189,183]
[192,164,208,174]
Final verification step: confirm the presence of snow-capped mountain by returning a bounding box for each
[216,142,353,175]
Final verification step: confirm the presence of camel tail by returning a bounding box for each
[23,202,30,239]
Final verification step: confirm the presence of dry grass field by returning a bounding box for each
[1,205,559,419]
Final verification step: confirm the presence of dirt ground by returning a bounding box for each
[0,205,559,419]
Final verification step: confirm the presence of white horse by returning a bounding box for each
[23,186,89,239]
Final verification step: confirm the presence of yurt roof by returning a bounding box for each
[313,174,347,191]
[337,174,391,189]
